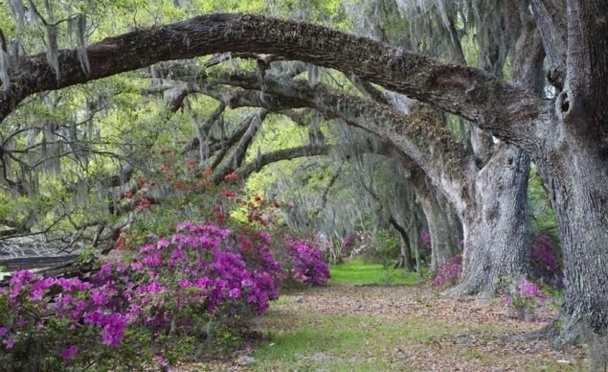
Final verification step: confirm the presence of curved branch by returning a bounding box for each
[1,13,542,145]
[531,0,567,89]
[203,72,473,212]
[217,144,331,184]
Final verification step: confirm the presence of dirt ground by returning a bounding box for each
[175,284,586,371]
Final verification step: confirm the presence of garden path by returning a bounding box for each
[177,284,586,371]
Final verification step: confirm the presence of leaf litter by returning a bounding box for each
[176,284,586,371]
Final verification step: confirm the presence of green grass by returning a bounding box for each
[251,307,583,372]
[252,313,451,371]
[329,259,422,286]
[243,261,584,371]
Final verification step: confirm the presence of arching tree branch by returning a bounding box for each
[201,72,474,213]
[0,13,542,147]
[215,144,331,184]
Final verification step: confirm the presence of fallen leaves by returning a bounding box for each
[176,284,585,371]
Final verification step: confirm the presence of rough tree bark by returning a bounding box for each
[410,169,460,274]
[454,144,530,294]
[448,13,541,294]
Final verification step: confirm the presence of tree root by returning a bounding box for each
[508,311,608,371]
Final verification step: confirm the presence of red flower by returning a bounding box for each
[222,191,237,198]
[224,173,239,181]
[186,159,196,170]
[116,236,126,251]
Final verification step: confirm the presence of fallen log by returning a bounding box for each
[0,255,80,271]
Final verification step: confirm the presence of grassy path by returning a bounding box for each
[183,262,586,371]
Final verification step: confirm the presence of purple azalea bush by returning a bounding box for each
[431,254,462,288]
[0,223,280,369]
[285,237,330,286]
[0,222,330,370]
[420,231,432,251]
[529,234,563,287]
[503,278,548,321]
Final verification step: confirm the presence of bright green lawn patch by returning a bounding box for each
[329,259,422,286]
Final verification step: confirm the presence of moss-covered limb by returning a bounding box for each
[202,72,473,212]
[1,13,541,145]
[345,74,390,106]
[530,0,566,73]
[216,144,331,184]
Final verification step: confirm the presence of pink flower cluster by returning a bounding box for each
[518,278,548,300]
[0,222,284,367]
[286,237,330,286]
[431,254,462,287]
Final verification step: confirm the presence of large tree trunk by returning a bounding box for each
[449,144,530,295]
[529,2,608,368]
[449,15,543,296]
[388,215,414,272]
[537,142,608,367]
[415,185,460,274]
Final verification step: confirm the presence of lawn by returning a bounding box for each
[180,260,586,371]
[246,261,585,371]
[328,259,423,286]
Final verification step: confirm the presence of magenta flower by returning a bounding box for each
[229,288,241,298]
[61,345,79,362]
[101,314,127,348]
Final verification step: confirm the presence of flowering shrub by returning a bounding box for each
[0,222,284,370]
[285,237,330,286]
[431,254,462,288]
[0,269,137,370]
[529,234,562,287]
[0,155,333,369]
[502,278,548,321]
[420,231,432,251]
[315,234,355,264]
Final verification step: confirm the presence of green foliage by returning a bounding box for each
[375,229,401,260]
[355,229,401,275]
[528,166,558,236]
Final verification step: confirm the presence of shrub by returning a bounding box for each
[431,254,462,288]
[502,277,548,321]
[0,222,284,370]
[420,231,432,251]
[353,230,400,265]
[529,234,563,287]
[285,237,330,286]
